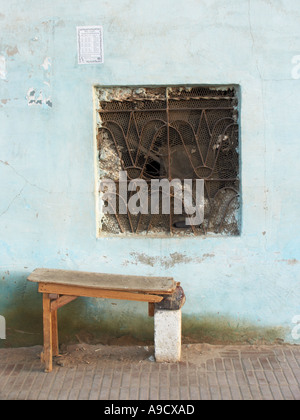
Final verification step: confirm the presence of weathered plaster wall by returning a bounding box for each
[1,0,300,347]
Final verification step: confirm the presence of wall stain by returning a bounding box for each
[0,276,288,349]
[182,314,287,345]
[1,300,287,348]
[6,46,19,57]
[126,251,215,268]
[277,259,299,266]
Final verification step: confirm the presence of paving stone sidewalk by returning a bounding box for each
[0,343,299,400]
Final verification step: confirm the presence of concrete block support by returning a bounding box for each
[154,308,182,363]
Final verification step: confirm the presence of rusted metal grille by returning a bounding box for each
[96,86,240,236]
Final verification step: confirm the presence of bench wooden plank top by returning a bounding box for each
[27,268,176,294]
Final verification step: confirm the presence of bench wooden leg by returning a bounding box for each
[51,309,59,357]
[42,293,53,373]
[148,302,155,317]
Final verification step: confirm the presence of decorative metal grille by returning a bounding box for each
[96,86,240,236]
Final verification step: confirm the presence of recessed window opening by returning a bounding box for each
[96,85,240,237]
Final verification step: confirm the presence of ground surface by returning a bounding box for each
[0,343,299,400]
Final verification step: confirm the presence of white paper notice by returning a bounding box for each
[77,26,104,64]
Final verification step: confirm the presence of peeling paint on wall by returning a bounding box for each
[0,56,6,80]
[26,88,52,108]
[41,57,51,70]
[26,88,36,105]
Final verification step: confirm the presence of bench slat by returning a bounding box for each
[28,268,175,293]
[38,283,164,303]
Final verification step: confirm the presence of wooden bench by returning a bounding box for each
[27,268,184,372]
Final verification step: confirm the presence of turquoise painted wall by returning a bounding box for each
[1,0,300,346]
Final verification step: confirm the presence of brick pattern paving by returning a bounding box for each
[0,344,299,400]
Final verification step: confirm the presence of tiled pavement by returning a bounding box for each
[0,343,299,400]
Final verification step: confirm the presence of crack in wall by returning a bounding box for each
[0,184,27,218]
[0,160,50,193]
[247,0,264,82]
[248,0,268,248]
